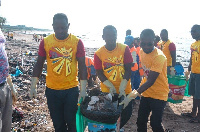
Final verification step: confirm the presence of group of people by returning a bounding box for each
[33,33,43,42]
[0,12,200,132]
[6,31,14,40]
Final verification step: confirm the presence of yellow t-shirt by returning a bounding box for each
[140,48,169,101]
[95,43,132,94]
[191,40,200,73]
[44,34,79,90]
[158,40,172,66]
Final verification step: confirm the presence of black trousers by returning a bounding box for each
[137,97,166,132]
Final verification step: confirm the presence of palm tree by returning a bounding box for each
[0,17,6,28]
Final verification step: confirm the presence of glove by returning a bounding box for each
[80,80,88,100]
[7,75,18,104]
[185,71,190,81]
[103,80,116,96]
[119,90,140,109]
[170,67,175,76]
[30,77,38,99]
[118,79,128,98]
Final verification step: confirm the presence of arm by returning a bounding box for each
[123,63,132,80]
[94,53,116,95]
[169,43,176,67]
[123,46,133,81]
[137,71,159,94]
[76,39,87,100]
[76,39,87,80]
[119,46,133,97]
[96,69,108,82]
[137,55,165,94]
[30,40,46,99]
[170,50,176,67]
[32,55,46,77]
[77,56,87,80]
[188,51,192,71]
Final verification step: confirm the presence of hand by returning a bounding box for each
[119,90,139,109]
[11,86,18,104]
[7,75,18,104]
[80,80,88,100]
[118,79,128,98]
[170,67,175,76]
[185,71,190,81]
[30,77,38,99]
[103,80,116,96]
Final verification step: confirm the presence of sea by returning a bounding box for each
[25,28,193,68]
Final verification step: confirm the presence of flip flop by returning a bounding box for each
[189,117,200,123]
[181,112,194,118]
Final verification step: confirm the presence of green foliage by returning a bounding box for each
[0,16,6,28]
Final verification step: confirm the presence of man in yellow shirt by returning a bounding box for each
[94,25,133,130]
[183,24,200,123]
[159,29,176,75]
[29,13,87,131]
[120,29,169,132]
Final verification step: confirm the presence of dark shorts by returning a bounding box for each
[188,73,200,99]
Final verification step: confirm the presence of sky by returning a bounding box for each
[0,0,200,39]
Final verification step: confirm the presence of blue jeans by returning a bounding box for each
[131,70,141,90]
[136,97,166,132]
[45,87,79,132]
[131,70,141,100]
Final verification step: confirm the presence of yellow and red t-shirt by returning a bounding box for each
[140,48,169,101]
[94,43,133,94]
[157,40,176,66]
[38,34,85,90]
[191,40,200,73]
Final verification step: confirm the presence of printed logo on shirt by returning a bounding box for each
[103,55,124,81]
[49,47,73,76]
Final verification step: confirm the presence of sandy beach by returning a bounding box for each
[5,32,200,132]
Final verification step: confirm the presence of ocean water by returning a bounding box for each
[27,28,194,67]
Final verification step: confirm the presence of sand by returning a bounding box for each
[5,32,200,132]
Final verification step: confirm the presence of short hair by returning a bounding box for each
[103,25,117,34]
[155,35,160,41]
[126,29,131,35]
[140,29,155,39]
[53,13,68,24]
[192,24,200,31]
[161,29,168,35]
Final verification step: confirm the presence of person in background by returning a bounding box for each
[154,35,160,47]
[120,29,169,132]
[0,28,18,132]
[85,56,99,87]
[126,29,131,36]
[158,29,176,75]
[7,32,9,40]
[124,35,138,90]
[29,13,87,131]
[10,32,13,40]
[133,37,144,91]
[94,25,133,131]
[183,24,200,123]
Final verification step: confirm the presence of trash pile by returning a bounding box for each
[5,39,54,132]
[87,93,118,113]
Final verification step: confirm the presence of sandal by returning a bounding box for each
[189,117,200,123]
[181,112,194,118]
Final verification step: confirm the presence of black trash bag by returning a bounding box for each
[80,92,124,124]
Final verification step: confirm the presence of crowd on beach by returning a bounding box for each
[0,13,200,132]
